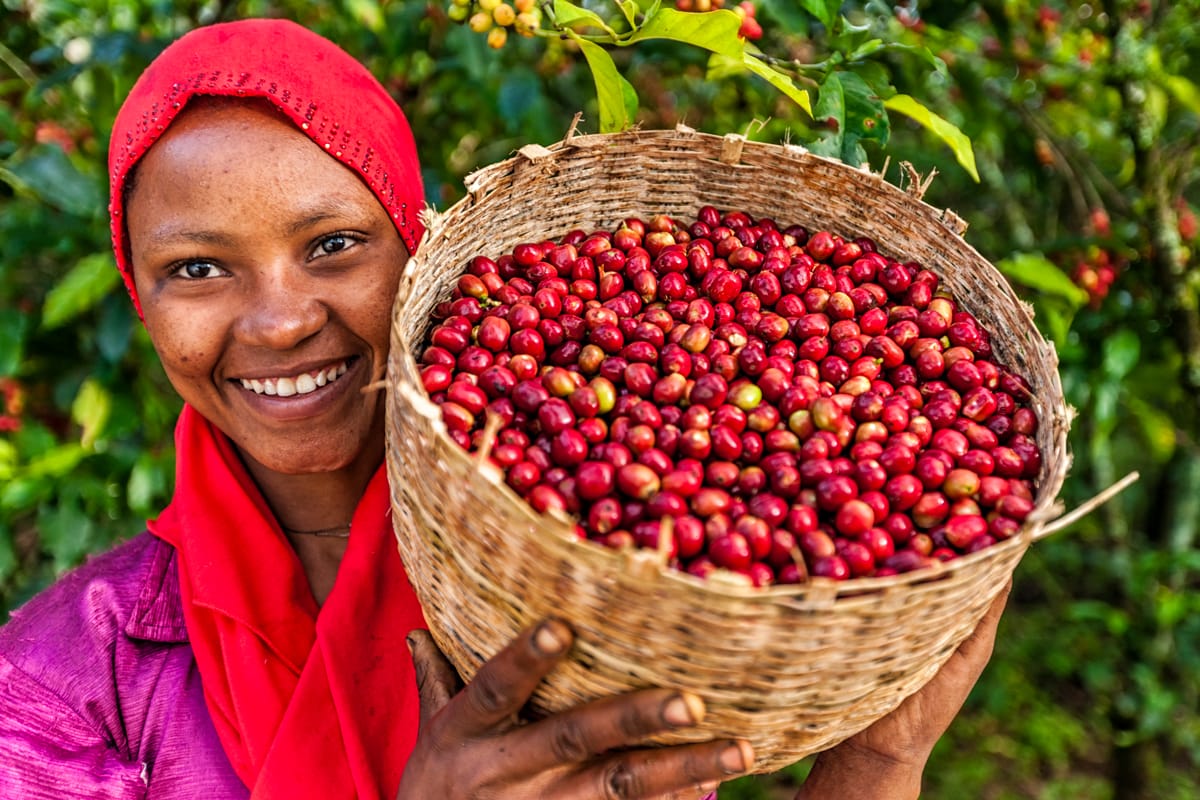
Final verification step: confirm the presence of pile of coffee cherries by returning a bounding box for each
[418,207,1042,586]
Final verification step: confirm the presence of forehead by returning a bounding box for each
[136,99,346,187]
[126,99,386,230]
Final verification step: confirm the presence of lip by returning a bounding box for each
[230,355,364,422]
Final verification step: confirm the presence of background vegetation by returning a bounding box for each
[2,1,1197,797]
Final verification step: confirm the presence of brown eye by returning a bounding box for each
[319,235,351,255]
[175,261,223,279]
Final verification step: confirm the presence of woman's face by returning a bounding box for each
[126,101,409,477]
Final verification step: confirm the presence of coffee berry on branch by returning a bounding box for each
[446,0,541,49]
[418,207,1043,586]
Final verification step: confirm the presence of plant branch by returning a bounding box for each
[0,41,37,87]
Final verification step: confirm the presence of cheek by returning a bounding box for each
[143,307,221,384]
[361,262,405,349]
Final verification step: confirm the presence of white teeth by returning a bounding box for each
[240,360,349,396]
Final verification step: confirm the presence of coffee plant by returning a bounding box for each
[2,1,1197,797]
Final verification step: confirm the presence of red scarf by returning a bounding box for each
[109,20,431,798]
[150,406,427,798]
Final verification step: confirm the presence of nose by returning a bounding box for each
[235,265,328,350]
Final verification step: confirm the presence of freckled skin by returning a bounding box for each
[125,101,408,528]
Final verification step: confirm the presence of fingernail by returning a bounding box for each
[533,620,568,656]
[720,740,754,774]
[663,692,706,727]
[697,780,720,796]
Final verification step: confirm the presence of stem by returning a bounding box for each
[0,41,37,87]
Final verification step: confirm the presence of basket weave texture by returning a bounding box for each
[385,126,1072,773]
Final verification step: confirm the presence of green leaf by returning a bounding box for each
[1037,298,1078,351]
[0,478,46,513]
[737,52,812,114]
[848,38,885,61]
[37,501,96,571]
[1143,84,1169,143]
[71,379,111,450]
[1125,395,1176,464]
[994,253,1090,305]
[1102,330,1141,381]
[757,0,812,30]
[5,144,102,217]
[0,439,15,481]
[813,72,848,156]
[626,8,743,58]
[553,0,610,31]
[26,443,86,479]
[1091,381,1120,439]
[799,0,840,29]
[1162,74,1200,115]
[344,0,385,32]
[618,0,640,26]
[812,71,887,164]
[41,252,120,330]
[884,94,979,182]
[0,309,30,377]
[96,296,134,364]
[128,456,160,515]
[576,39,638,133]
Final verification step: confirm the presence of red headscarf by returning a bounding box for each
[110,20,427,798]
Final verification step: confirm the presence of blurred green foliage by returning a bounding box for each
[2,1,1197,797]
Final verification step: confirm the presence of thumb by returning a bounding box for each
[407,629,461,727]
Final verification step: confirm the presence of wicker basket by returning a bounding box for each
[385,126,1072,774]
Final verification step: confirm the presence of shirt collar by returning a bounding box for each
[125,535,189,643]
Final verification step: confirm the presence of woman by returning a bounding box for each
[0,18,1009,800]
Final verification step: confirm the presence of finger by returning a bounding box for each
[445,618,574,737]
[407,629,461,727]
[499,689,706,774]
[548,739,754,800]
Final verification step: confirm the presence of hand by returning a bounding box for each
[795,579,1012,800]
[398,618,755,799]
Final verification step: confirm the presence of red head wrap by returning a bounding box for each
[114,20,428,798]
[109,18,425,316]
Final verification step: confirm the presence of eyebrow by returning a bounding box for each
[138,199,370,254]
[284,196,371,235]
[139,227,237,254]
[286,211,344,236]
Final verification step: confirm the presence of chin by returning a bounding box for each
[243,436,374,477]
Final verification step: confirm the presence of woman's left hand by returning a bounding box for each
[794,579,1012,800]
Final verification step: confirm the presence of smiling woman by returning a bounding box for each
[0,17,1009,800]
[126,99,406,488]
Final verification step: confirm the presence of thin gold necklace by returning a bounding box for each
[282,524,351,539]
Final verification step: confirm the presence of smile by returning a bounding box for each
[239,361,349,397]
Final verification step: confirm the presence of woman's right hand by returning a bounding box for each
[397,618,754,799]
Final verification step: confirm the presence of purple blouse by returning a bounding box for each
[0,534,723,800]
[0,533,246,798]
